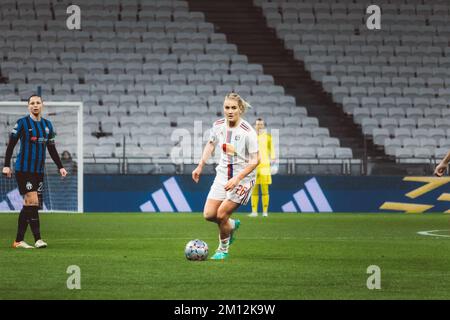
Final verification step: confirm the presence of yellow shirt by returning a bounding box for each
[257,131,275,177]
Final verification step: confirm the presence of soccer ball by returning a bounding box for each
[185,239,209,261]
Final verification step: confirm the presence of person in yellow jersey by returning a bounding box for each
[249,118,276,217]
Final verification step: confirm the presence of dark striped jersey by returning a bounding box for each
[10,115,57,174]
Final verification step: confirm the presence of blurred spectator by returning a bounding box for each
[61,151,77,173]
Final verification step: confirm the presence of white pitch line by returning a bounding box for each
[0,236,404,242]
[0,237,298,242]
[417,230,450,238]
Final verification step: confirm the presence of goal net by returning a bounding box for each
[0,101,83,213]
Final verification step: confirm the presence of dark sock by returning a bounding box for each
[15,208,29,242]
[25,206,41,242]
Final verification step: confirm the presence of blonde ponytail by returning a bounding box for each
[225,92,252,114]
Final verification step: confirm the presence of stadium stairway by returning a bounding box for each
[187,0,391,162]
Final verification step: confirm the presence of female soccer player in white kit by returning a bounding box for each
[192,93,260,260]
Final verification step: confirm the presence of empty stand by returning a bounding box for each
[0,0,351,164]
[256,0,450,163]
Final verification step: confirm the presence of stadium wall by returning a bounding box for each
[84,175,449,213]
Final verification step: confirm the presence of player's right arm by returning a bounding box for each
[192,141,215,183]
[192,125,218,183]
[434,151,450,177]
[2,120,22,178]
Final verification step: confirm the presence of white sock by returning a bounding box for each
[218,236,230,253]
[229,218,235,230]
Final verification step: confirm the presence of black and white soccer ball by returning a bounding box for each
[185,239,209,261]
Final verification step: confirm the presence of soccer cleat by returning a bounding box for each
[35,239,48,248]
[229,219,240,245]
[210,251,229,260]
[12,241,34,249]
[262,212,268,217]
[248,212,258,217]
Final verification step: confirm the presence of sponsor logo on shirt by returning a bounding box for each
[30,136,48,144]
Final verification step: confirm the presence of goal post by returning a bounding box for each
[0,101,83,213]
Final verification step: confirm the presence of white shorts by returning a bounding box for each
[207,173,256,205]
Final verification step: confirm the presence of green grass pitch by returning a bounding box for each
[0,213,449,300]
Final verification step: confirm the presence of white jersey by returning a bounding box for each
[208,118,258,179]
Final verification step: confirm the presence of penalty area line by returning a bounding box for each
[417,230,450,238]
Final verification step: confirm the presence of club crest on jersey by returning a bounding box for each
[235,135,240,141]
[26,182,33,190]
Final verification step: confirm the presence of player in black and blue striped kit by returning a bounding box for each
[2,95,67,249]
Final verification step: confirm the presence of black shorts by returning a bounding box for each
[15,172,44,196]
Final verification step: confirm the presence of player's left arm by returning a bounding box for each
[224,151,260,191]
[224,130,260,191]
[269,134,276,164]
[46,125,67,177]
[434,151,450,177]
